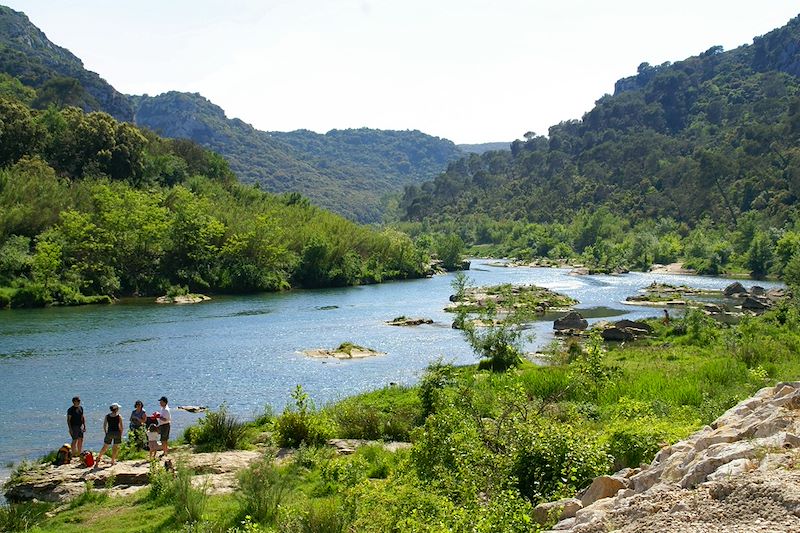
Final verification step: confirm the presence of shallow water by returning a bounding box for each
[0,260,784,485]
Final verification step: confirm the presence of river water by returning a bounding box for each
[0,260,784,486]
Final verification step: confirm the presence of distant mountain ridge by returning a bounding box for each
[0,5,464,222]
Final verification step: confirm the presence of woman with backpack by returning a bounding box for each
[96,403,124,466]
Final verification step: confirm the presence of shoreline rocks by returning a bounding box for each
[544,382,800,532]
[3,449,263,503]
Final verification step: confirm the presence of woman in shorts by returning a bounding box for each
[96,403,124,466]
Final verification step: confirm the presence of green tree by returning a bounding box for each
[746,232,773,279]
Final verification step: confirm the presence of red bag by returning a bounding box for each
[81,451,94,467]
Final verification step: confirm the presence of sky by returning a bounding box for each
[3,1,800,144]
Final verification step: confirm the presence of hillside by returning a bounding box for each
[0,5,464,222]
[0,6,132,119]
[400,15,800,228]
[132,91,462,221]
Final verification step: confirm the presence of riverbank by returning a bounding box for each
[4,299,800,531]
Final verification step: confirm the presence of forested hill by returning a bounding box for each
[0,6,132,120]
[132,91,463,222]
[399,15,800,228]
[0,5,464,223]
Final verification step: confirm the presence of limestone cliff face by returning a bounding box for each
[544,382,800,532]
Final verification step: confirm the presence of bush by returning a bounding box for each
[328,386,419,441]
[184,404,249,452]
[418,359,456,419]
[274,385,331,448]
[513,421,611,503]
[347,478,464,532]
[278,498,350,533]
[0,289,11,308]
[9,282,50,307]
[237,455,289,525]
[605,419,682,469]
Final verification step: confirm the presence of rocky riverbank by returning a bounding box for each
[539,381,800,532]
[4,449,265,503]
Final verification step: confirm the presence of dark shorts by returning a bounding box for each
[104,431,122,445]
[159,423,170,441]
[69,427,84,440]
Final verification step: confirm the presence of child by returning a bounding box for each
[147,424,160,460]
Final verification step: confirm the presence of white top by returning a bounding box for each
[158,405,171,425]
[147,429,160,442]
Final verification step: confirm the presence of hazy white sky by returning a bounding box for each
[4,1,799,143]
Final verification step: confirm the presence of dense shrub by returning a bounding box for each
[605,418,682,469]
[513,421,611,503]
[328,385,419,441]
[274,385,331,448]
[184,405,249,452]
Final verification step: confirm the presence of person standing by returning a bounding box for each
[96,403,124,466]
[157,396,171,457]
[66,396,86,457]
[129,400,147,449]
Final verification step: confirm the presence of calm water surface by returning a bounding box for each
[0,260,784,485]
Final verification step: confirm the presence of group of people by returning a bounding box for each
[66,395,172,466]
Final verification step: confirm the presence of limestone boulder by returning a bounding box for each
[579,475,629,506]
[533,497,583,525]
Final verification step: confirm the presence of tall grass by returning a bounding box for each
[237,455,289,525]
[0,501,51,532]
[173,464,209,524]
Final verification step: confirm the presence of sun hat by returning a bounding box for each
[110,402,121,410]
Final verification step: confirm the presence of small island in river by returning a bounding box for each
[302,342,385,359]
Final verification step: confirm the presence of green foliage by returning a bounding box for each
[274,385,331,448]
[681,308,720,345]
[0,501,52,532]
[327,385,420,441]
[459,306,526,372]
[184,404,249,452]
[513,421,611,502]
[147,461,209,524]
[0,96,428,303]
[173,463,209,524]
[433,232,465,270]
[69,480,108,509]
[418,359,457,418]
[393,20,800,282]
[570,333,619,399]
[133,92,464,223]
[605,418,681,469]
[237,454,289,525]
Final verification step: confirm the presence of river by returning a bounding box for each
[0,260,784,486]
